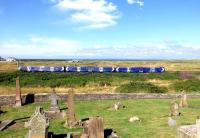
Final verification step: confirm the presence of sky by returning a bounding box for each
[0,0,200,59]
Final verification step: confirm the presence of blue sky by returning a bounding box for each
[0,0,200,59]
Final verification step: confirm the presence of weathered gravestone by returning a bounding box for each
[25,107,49,138]
[179,92,188,108]
[178,119,200,138]
[15,76,22,107]
[113,102,125,111]
[129,116,140,123]
[80,117,104,138]
[197,119,200,138]
[170,101,180,116]
[168,117,176,127]
[49,88,60,113]
[0,120,13,131]
[65,89,77,127]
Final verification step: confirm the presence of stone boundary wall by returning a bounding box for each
[1,93,200,106]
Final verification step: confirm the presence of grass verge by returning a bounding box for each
[1,99,200,137]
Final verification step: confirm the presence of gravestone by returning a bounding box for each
[113,102,125,110]
[0,120,13,131]
[129,116,140,123]
[170,101,180,116]
[81,117,104,138]
[25,107,49,138]
[179,92,188,108]
[65,89,77,127]
[49,89,60,113]
[177,119,200,138]
[197,119,200,138]
[15,76,22,107]
[178,125,196,138]
[168,117,176,127]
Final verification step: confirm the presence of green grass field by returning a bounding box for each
[1,99,200,138]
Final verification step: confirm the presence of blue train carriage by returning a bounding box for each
[78,66,115,72]
[92,66,101,72]
[142,67,151,73]
[151,67,165,73]
[65,66,78,72]
[50,66,64,72]
[39,66,51,72]
[116,67,129,72]
[129,67,165,73]
[79,66,89,72]
[128,67,144,73]
[88,66,101,72]
[27,66,51,72]
[102,66,115,72]
[27,66,40,72]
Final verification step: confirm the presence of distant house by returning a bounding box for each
[67,60,81,63]
[6,57,17,62]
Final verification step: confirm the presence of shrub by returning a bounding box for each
[170,78,200,92]
[99,81,111,87]
[116,81,168,93]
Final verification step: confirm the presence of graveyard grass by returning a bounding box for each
[1,99,200,138]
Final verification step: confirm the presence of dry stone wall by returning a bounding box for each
[1,93,200,106]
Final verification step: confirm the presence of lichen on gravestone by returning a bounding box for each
[25,107,49,138]
[81,117,104,138]
[65,89,78,128]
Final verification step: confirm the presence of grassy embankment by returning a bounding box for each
[1,99,200,138]
[0,60,200,94]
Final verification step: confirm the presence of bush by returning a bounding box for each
[116,81,168,93]
[99,81,111,87]
[170,78,200,92]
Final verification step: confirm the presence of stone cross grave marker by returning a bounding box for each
[15,76,22,107]
[81,117,104,138]
[49,88,60,112]
[25,107,49,138]
[66,89,77,127]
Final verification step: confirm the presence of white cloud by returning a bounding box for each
[74,41,200,59]
[50,0,120,29]
[127,0,144,7]
[0,36,81,59]
[1,37,200,59]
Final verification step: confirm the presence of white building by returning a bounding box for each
[6,57,16,62]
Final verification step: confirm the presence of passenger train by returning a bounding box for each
[18,66,165,73]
